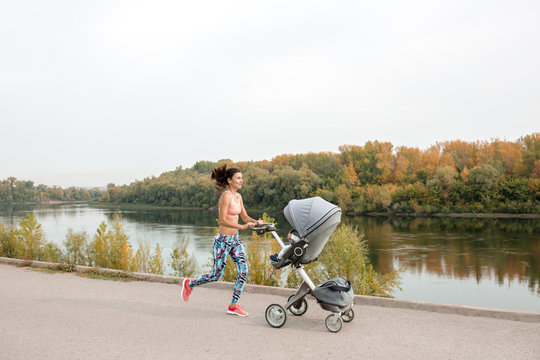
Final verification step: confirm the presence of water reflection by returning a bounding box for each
[347,216,540,296]
[103,207,220,228]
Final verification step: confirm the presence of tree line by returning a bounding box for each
[101,133,539,214]
[2,134,538,214]
[0,177,103,203]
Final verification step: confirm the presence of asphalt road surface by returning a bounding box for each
[1,263,539,360]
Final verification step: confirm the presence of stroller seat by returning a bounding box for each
[270,233,309,269]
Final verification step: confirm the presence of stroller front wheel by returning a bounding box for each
[265,304,287,328]
[325,314,343,333]
[287,295,308,316]
[342,308,354,322]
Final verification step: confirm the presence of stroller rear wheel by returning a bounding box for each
[265,304,287,328]
[287,295,308,316]
[325,314,343,333]
[342,309,354,322]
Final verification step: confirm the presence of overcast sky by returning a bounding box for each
[1,0,538,188]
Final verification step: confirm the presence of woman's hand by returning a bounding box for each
[242,222,256,230]
[256,219,263,225]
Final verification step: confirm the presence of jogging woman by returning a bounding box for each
[181,164,262,316]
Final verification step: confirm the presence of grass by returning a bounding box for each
[26,267,57,275]
[76,270,135,282]
[24,265,136,282]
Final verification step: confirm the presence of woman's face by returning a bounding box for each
[228,172,243,190]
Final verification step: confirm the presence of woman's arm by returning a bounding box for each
[218,193,255,230]
[238,194,263,225]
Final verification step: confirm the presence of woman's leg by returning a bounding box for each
[228,234,248,305]
[189,234,231,288]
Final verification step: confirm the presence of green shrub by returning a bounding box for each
[131,240,152,273]
[88,212,133,271]
[131,241,164,274]
[63,229,89,265]
[88,221,112,268]
[149,243,164,275]
[42,242,62,263]
[0,223,18,258]
[169,237,197,278]
[15,213,47,260]
[355,263,402,297]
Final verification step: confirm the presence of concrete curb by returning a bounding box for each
[2,256,539,323]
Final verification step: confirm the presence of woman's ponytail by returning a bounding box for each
[211,164,241,194]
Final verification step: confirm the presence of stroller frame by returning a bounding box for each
[252,222,354,333]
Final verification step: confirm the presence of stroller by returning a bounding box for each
[251,197,354,333]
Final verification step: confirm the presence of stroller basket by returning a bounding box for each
[312,278,354,307]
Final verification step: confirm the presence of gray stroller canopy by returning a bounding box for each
[284,197,342,263]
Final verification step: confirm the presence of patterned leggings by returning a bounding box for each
[189,233,248,304]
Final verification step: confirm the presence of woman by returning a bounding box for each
[181,164,262,317]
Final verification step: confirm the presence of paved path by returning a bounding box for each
[1,264,539,360]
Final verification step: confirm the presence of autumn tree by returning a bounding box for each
[440,140,479,172]
[393,146,422,184]
[518,133,540,177]
[339,141,393,185]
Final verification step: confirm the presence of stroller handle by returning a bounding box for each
[249,222,276,235]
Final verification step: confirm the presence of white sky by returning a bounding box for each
[1,0,539,188]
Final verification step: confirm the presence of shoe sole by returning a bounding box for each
[227,310,249,317]
[181,279,190,302]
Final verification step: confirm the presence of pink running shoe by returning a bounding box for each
[227,304,249,317]
[181,279,192,302]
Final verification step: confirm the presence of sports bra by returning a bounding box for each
[227,192,241,217]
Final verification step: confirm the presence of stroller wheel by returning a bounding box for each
[287,295,308,316]
[265,304,287,328]
[342,309,354,322]
[325,314,343,333]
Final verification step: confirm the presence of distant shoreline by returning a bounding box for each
[91,202,540,219]
[89,202,209,211]
[3,200,85,206]
[2,201,538,219]
[357,212,540,219]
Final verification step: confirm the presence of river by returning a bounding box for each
[1,203,538,313]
